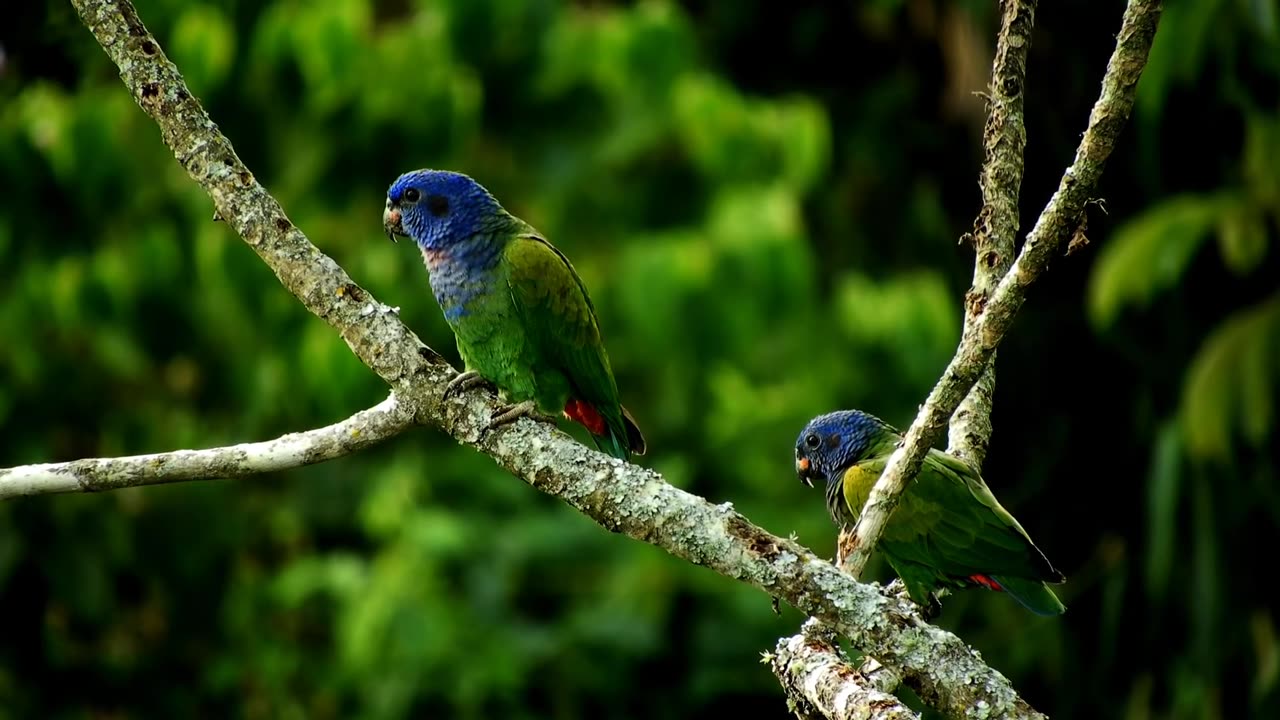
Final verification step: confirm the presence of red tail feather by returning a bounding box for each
[564,398,607,436]
[968,574,1005,592]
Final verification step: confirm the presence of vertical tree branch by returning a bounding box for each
[948,0,1036,467]
[840,0,1162,580]
[838,0,1040,570]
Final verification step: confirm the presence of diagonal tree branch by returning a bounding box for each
[770,618,916,720]
[840,0,1161,580]
[837,0,1039,571]
[821,3,1147,711]
[0,394,411,500]
[61,0,1057,716]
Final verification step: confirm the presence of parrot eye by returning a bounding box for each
[427,195,450,217]
[402,188,421,203]
[804,433,820,449]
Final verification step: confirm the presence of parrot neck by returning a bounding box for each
[420,232,507,321]
[824,475,849,526]
[419,231,504,274]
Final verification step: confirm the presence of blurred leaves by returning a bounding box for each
[1143,422,1181,604]
[1090,111,1280,461]
[835,270,958,390]
[1135,0,1225,123]
[674,75,831,190]
[1180,293,1280,459]
[170,4,236,93]
[1255,611,1280,703]
[1087,192,1228,329]
[1217,194,1270,274]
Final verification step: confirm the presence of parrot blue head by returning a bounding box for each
[794,410,893,487]
[383,169,506,251]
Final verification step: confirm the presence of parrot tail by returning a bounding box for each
[620,405,646,456]
[565,399,646,460]
[988,575,1067,616]
[593,407,645,460]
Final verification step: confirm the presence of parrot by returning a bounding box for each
[793,409,1066,617]
[382,168,645,461]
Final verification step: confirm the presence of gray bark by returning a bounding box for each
[770,619,918,720]
[948,0,1036,468]
[0,395,409,499]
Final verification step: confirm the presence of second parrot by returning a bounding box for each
[794,409,1066,616]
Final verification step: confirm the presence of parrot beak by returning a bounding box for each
[383,199,405,243]
[796,456,815,488]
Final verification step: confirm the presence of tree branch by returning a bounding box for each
[948,0,1036,467]
[840,0,1161,579]
[0,394,411,500]
[836,0,1041,571]
[63,0,1059,716]
[770,618,918,720]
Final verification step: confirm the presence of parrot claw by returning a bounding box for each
[444,371,494,400]
[920,594,943,620]
[488,400,556,429]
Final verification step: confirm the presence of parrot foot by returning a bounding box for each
[444,371,494,399]
[920,594,943,620]
[488,400,557,429]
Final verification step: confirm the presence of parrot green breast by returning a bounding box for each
[441,229,623,426]
[431,239,540,405]
[432,223,637,459]
[438,234,594,414]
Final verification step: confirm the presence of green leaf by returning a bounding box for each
[1216,197,1269,275]
[774,95,832,191]
[1180,293,1280,459]
[1135,0,1225,123]
[1244,114,1280,212]
[1088,193,1231,328]
[1253,611,1280,703]
[1144,422,1182,604]
[170,5,237,93]
[1189,470,1220,669]
[1248,0,1280,45]
[672,75,831,189]
[835,270,959,388]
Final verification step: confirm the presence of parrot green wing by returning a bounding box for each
[921,449,1063,582]
[503,234,635,458]
[840,448,1062,582]
[838,454,948,569]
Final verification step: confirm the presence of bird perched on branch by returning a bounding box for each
[383,169,645,460]
[794,410,1065,616]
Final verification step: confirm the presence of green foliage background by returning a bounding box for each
[2,0,1278,718]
